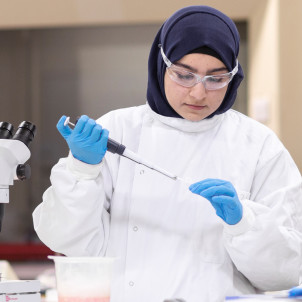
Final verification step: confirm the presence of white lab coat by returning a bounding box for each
[33,104,302,302]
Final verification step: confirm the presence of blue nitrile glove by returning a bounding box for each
[289,287,302,297]
[189,179,243,225]
[56,115,109,165]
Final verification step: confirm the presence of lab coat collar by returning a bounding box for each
[146,104,224,133]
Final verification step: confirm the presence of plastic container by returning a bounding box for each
[48,256,115,302]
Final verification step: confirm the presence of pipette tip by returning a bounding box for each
[176,176,192,185]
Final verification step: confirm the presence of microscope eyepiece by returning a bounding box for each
[0,122,14,139]
[12,121,37,147]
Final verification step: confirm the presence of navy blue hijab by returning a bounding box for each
[147,5,244,118]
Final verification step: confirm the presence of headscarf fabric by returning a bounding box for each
[146,5,244,118]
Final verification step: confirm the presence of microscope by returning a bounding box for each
[0,121,41,301]
[0,120,36,231]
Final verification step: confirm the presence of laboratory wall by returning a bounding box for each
[0,0,301,246]
[279,0,302,168]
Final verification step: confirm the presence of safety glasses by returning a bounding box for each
[159,45,238,90]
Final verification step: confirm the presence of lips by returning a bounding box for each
[185,104,206,110]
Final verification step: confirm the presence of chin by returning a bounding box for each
[185,116,206,122]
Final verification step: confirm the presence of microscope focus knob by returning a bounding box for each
[16,164,31,181]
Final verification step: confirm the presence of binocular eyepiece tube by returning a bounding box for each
[0,122,14,139]
[0,121,36,146]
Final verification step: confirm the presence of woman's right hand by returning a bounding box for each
[56,115,109,165]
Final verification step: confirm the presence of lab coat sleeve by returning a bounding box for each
[33,153,112,256]
[222,148,302,291]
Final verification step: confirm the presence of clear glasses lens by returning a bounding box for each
[203,74,233,90]
[167,65,233,90]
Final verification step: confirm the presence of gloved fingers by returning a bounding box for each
[201,185,236,199]
[289,287,302,297]
[99,128,109,149]
[90,124,103,143]
[190,183,235,200]
[73,115,89,134]
[80,118,97,139]
[212,195,238,210]
[189,178,228,192]
[57,115,72,139]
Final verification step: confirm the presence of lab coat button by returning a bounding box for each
[133,226,138,232]
[129,281,134,286]
[140,170,145,175]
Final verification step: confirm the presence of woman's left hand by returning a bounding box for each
[189,178,243,225]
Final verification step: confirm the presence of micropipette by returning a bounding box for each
[64,117,190,182]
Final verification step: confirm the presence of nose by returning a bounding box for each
[189,81,207,100]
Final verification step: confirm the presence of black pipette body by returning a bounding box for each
[107,138,126,155]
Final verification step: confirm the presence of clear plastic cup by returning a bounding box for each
[48,256,115,302]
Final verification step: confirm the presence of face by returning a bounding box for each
[164,53,229,122]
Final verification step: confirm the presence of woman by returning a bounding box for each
[33,5,302,302]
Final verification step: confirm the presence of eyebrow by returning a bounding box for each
[175,62,228,74]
